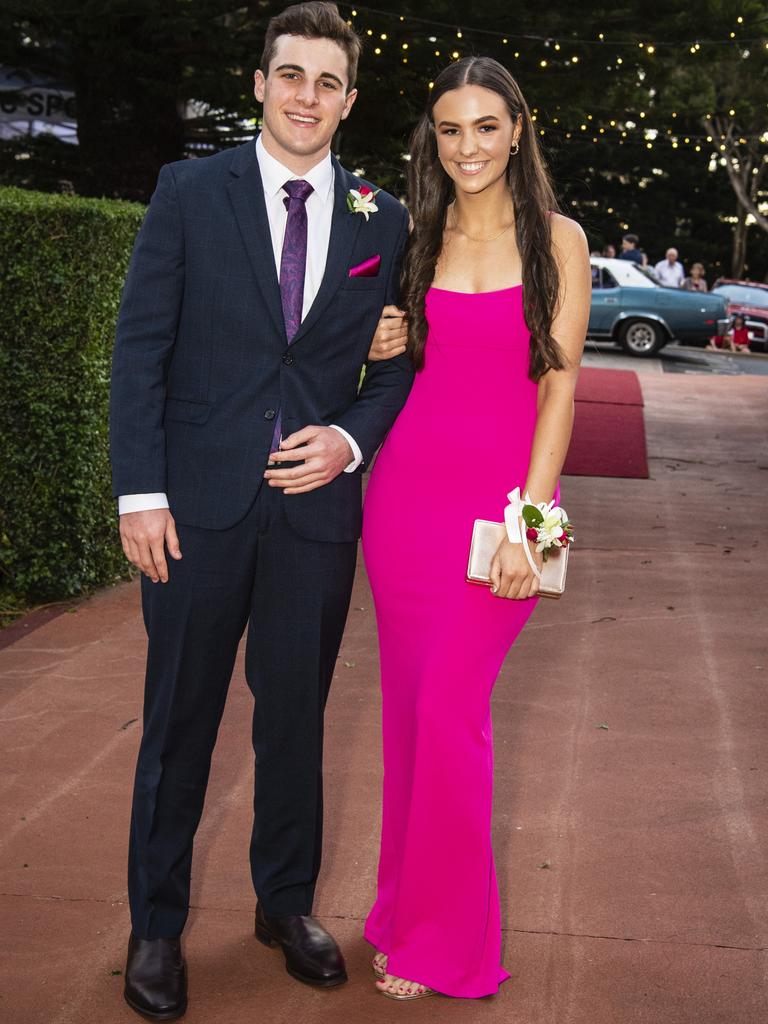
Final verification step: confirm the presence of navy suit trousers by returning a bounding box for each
[127,482,357,938]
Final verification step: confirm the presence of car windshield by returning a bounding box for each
[628,264,661,286]
[712,284,768,309]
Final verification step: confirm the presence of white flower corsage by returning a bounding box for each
[504,487,574,562]
[346,185,380,220]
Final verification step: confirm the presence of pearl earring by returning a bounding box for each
[510,140,520,156]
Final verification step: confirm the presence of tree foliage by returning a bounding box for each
[0,0,766,276]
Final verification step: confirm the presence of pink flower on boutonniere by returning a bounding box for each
[347,185,380,220]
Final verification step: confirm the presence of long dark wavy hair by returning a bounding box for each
[402,57,565,379]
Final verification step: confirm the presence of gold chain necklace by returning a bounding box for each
[450,203,515,243]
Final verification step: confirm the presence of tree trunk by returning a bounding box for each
[703,117,768,235]
[731,202,748,279]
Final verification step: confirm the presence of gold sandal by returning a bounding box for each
[377,977,437,1001]
[372,953,387,978]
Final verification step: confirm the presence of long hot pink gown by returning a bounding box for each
[362,285,553,998]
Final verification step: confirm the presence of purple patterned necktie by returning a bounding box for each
[271,178,314,454]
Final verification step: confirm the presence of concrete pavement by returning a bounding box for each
[583,339,768,376]
[1,370,767,1024]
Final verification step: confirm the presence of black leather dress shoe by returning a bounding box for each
[124,934,188,1021]
[255,904,347,987]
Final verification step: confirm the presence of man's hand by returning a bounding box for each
[489,538,542,600]
[367,305,408,361]
[263,426,353,495]
[119,509,182,583]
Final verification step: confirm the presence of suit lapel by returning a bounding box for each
[226,141,287,342]
[289,158,363,346]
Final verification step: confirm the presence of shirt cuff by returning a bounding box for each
[329,424,363,472]
[118,493,170,515]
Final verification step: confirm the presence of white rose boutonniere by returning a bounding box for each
[346,185,380,221]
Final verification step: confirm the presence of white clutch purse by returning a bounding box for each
[466,519,569,599]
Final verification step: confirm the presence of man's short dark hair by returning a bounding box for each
[260,2,362,92]
[623,233,639,246]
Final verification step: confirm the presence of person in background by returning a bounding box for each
[618,233,643,264]
[654,247,685,287]
[728,314,751,352]
[681,262,708,291]
[706,314,750,353]
[602,243,616,258]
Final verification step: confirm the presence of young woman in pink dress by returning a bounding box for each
[361,57,591,1000]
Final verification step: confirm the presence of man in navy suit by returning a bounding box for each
[110,4,412,1017]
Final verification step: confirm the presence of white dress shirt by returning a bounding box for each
[119,137,362,516]
[654,259,685,288]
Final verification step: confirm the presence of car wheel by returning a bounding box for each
[618,318,666,357]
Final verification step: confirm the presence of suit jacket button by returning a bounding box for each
[264,409,276,420]
[282,353,295,366]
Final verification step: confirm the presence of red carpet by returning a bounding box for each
[574,367,644,406]
[563,368,649,478]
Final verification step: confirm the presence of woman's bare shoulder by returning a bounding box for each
[548,211,588,252]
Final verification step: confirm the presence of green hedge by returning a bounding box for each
[0,186,145,606]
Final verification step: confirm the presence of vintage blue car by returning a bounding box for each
[589,257,728,356]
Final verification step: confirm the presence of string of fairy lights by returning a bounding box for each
[344,4,768,49]
[341,5,768,156]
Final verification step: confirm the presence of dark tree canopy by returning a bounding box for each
[1,0,766,277]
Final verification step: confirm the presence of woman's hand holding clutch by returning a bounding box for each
[467,490,571,598]
[489,537,543,600]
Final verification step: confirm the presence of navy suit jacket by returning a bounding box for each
[110,139,413,541]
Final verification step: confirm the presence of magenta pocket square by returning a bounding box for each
[349,254,381,278]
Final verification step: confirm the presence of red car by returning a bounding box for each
[711,278,768,352]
